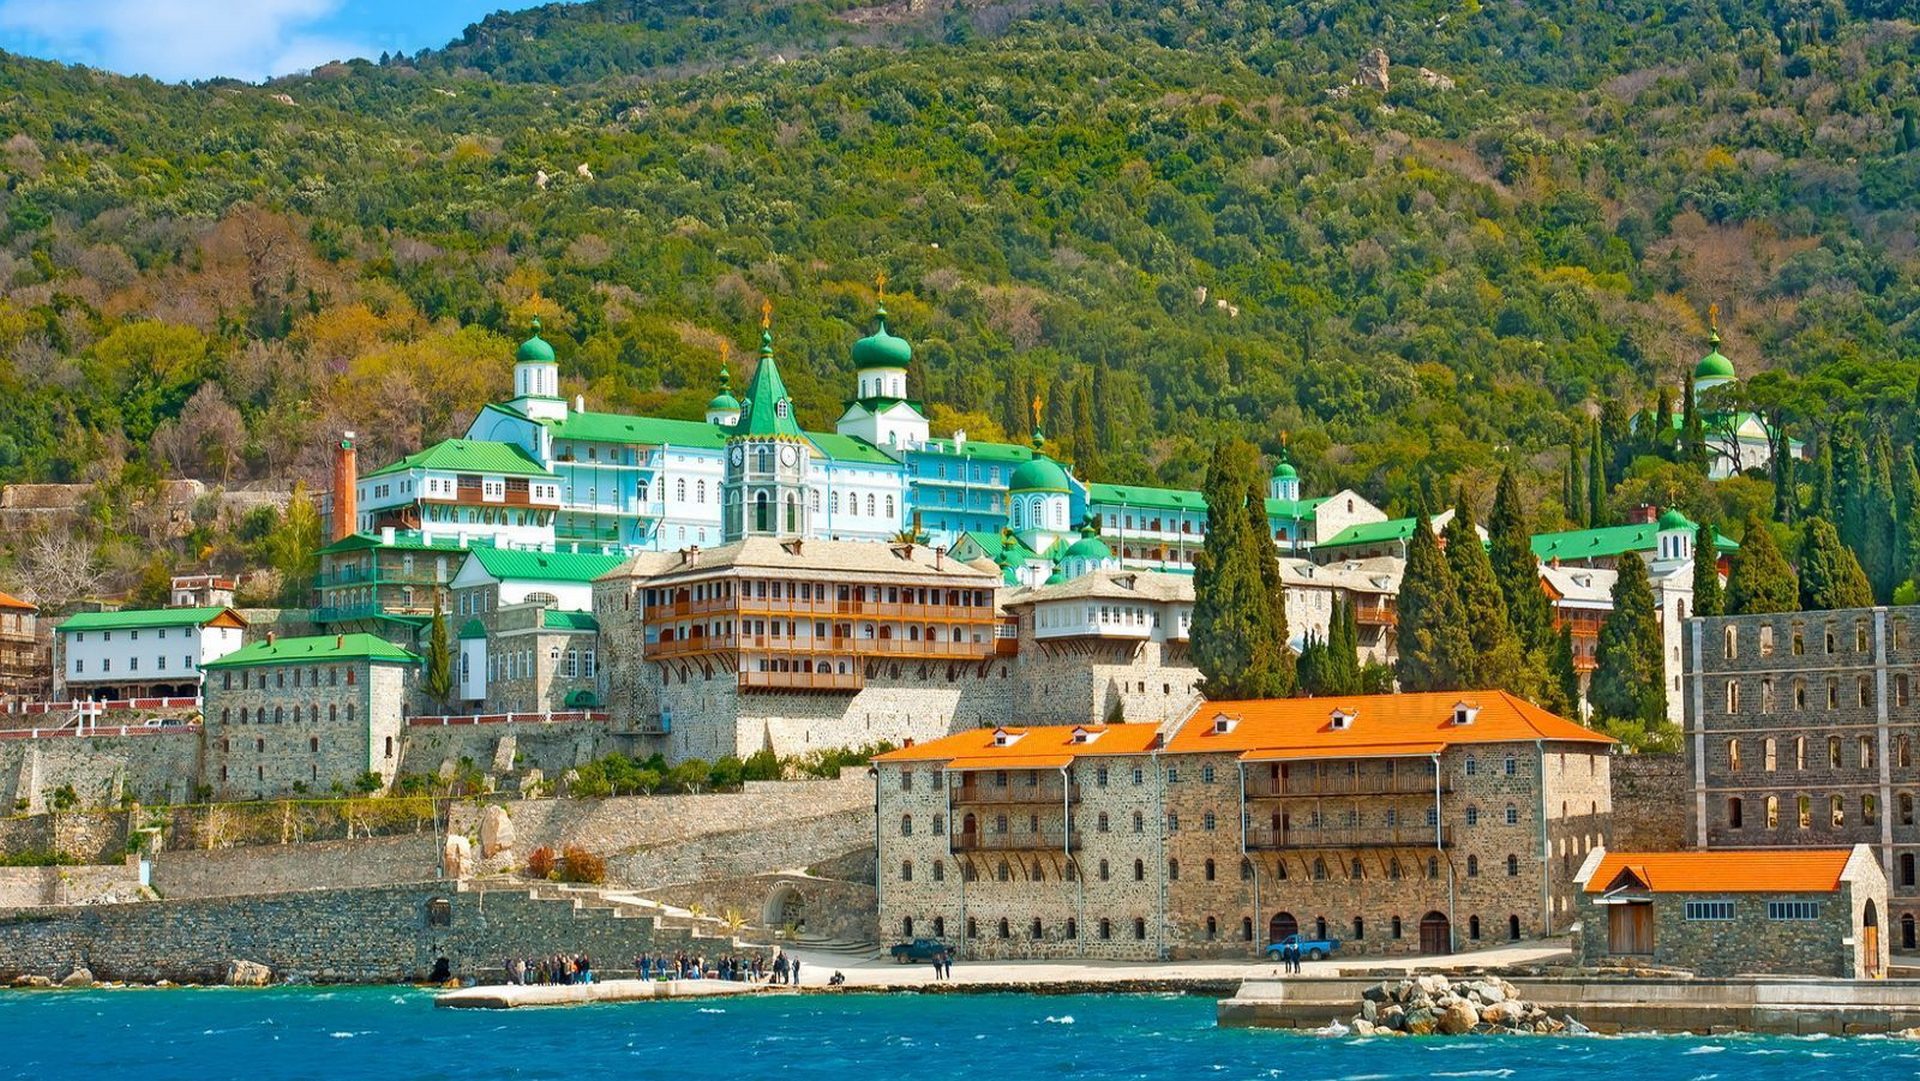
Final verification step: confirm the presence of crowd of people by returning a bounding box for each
[504,954,596,985]
[634,952,790,983]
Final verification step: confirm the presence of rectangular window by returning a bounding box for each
[1684,900,1734,921]
[1766,901,1819,921]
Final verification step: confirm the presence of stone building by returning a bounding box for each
[202,633,420,798]
[594,537,1012,761]
[447,547,619,712]
[1683,603,1920,949]
[1573,846,1887,979]
[874,690,1613,960]
[999,570,1199,727]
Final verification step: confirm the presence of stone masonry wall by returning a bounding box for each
[1609,753,1690,852]
[0,862,142,909]
[399,718,625,782]
[0,883,724,984]
[0,731,200,812]
[0,811,129,864]
[149,835,440,900]
[1576,887,1867,978]
[1012,639,1199,727]
[648,873,876,945]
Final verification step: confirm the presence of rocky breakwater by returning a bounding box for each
[1350,974,1580,1037]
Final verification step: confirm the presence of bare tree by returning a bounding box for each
[151,383,246,483]
[13,529,106,610]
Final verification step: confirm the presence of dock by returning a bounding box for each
[436,978,769,1009]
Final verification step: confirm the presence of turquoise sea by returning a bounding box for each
[5,988,1919,1080]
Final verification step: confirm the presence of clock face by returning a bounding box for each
[730,445,744,465]
[780,445,798,467]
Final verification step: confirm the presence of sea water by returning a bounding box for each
[4,988,1919,1080]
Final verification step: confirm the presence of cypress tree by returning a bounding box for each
[1904,454,1920,592]
[1599,398,1632,487]
[1771,422,1797,525]
[1568,436,1587,526]
[1652,386,1675,460]
[1588,555,1669,745]
[424,601,453,704]
[1192,439,1290,699]
[1547,623,1581,719]
[1295,631,1326,696]
[1445,494,1529,695]
[1246,454,1296,697]
[1330,597,1361,694]
[1808,433,1836,522]
[1904,110,1918,154]
[1681,378,1707,471]
[1863,430,1900,601]
[1799,516,1875,612]
[1395,511,1474,692]
[1726,514,1799,615]
[1835,430,1869,563]
[1489,466,1553,655]
[1587,419,1608,526]
[1071,374,1099,481]
[1692,522,1724,617]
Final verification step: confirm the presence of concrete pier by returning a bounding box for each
[436,978,768,1009]
[1217,975,1920,1035]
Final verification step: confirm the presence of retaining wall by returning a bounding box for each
[1609,753,1690,851]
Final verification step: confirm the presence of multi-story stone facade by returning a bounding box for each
[203,634,420,798]
[1573,846,1887,979]
[874,690,1613,960]
[0,590,44,701]
[1684,603,1920,950]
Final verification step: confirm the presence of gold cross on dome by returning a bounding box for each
[761,298,773,329]
[1032,395,1043,429]
[876,271,887,297]
[1708,302,1720,330]
[719,339,730,364]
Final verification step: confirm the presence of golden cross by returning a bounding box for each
[719,339,730,364]
[1031,395,1043,429]
[761,298,773,329]
[876,271,887,298]
[1708,302,1720,330]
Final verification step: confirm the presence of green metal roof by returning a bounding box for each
[543,610,600,632]
[917,438,1036,464]
[58,606,240,632]
[1264,496,1327,521]
[540,409,727,449]
[315,531,498,556]
[564,688,602,707]
[364,439,553,479]
[202,632,419,669]
[1087,481,1205,513]
[1317,518,1420,548]
[805,431,899,466]
[1532,519,1740,561]
[457,619,488,640]
[1009,457,1073,493]
[734,330,805,438]
[466,548,625,583]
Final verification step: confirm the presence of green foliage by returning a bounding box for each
[1799,517,1874,612]
[1691,523,1724,618]
[1548,625,1581,721]
[1727,513,1799,615]
[1444,493,1533,698]
[1395,510,1473,693]
[1489,466,1552,655]
[0,848,77,867]
[353,772,384,794]
[1192,439,1292,699]
[424,602,453,703]
[1588,556,1671,749]
[788,741,896,778]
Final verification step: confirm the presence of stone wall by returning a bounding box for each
[150,835,439,900]
[1575,887,1873,978]
[0,811,130,864]
[647,872,876,945]
[1610,753,1690,851]
[0,730,200,812]
[399,718,627,782]
[0,883,730,984]
[1012,638,1199,727]
[204,659,410,799]
[0,861,141,909]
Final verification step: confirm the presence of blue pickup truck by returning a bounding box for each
[1265,934,1341,962]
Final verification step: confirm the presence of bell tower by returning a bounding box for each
[722,302,813,541]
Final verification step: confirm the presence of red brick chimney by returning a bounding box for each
[329,431,357,542]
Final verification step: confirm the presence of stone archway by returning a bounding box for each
[763,882,808,933]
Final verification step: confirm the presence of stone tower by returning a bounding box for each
[723,310,812,541]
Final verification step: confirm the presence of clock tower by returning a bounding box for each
[722,305,813,542]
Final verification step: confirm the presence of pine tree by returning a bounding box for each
[1904,110,1918,154]
[1691,522,1724,617]
[1588,554,1670,745]
[1489,466,1553,655]
[424,601,453,703]
[1192,439,1290,699]
[1587,418,1607,526]
[1395,511,1474,692]
[1445,494,1530,696]
[1727,513,1799,615]
[1548,624,1581,718]
[1799,516,1875,612]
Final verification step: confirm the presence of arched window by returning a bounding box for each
[1509,914,1522,941]
[1313,858,1328,880]
[997,861,1010,882]
[1065,917,1077,940]
[885,495,895,519]
[1724,625,1737,658]
[901,814,913,836]
[997,918,1010,939]
[675,478,686,502]
[901,860,913,882]
[1206,916,1218,940]
[1030,917,1044,940]
[932,860,944,882]
[1133,858,1145,881]
[1168,858,1179,881]
[1097,812,1110,832]
[1725,681,1739,713]
[967,917,978,938]
[1353,916,1365,940]
[1204,858,1216,881]
[1467,855,1479,877]
[1240,858,1254,881]
[1506,854,1519,876]
[1728,797,1743,828]
[1133,917,1147,940]
[1901,853,1915,888]
[1242,916,1254,941]
[1469,915,1481,940]
[1098,859,1110,881]
[1350,857,1364,879]
[1728,738,1741,771]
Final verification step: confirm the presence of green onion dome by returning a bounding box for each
[852,306,913,371]
[516,317,555,363]
[1008,456,1072,493]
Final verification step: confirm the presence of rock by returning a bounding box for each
[58,966,93,988]
[534,170,550,191]
[1437,1001,1478,1035]
[1483,1000,1526,1027]
[1417,973,1449,996]
[269,92,296,106]
[575,162,593,180]
[12,974,53,988]
[480,805,515,858]
[1479,981,1506,1004]
[1360,997,1379,1023]
[1565,1016,1591,1036]
[1418,67,1455,91]
[443,833,472,879]
[1357,47,1390,92]
[1361,982,1390,1003]
[1351,1019,1377,1037]
[1404,1007,1436,1036]
[226,960,271,987]
[1379,1004,1405,1030]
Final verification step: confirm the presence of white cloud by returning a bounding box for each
[0,0,375,82]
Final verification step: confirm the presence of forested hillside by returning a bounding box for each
[1,0,1917,598]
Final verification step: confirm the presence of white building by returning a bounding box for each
[53,607,248,700]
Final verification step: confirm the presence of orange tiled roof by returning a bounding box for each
[873,723,1164,765]
[1164,690,1611,756]
[0,590,34,612]
[1240,741,1447,762]
[1584,849,1856,894]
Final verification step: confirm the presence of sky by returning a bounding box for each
[0,0,552,83]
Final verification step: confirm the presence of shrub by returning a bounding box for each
[560,845,605,884]
[525,845,557,879]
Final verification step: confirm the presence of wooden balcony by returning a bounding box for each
[647,596,996,623]
[1353,603,1397,627]
[644,631,993,662]
[1244,825,1452,850]
[952,781,1079,805]
[1243,773,1448,799]
[953,831,1078,852]
[737,669,864,692]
